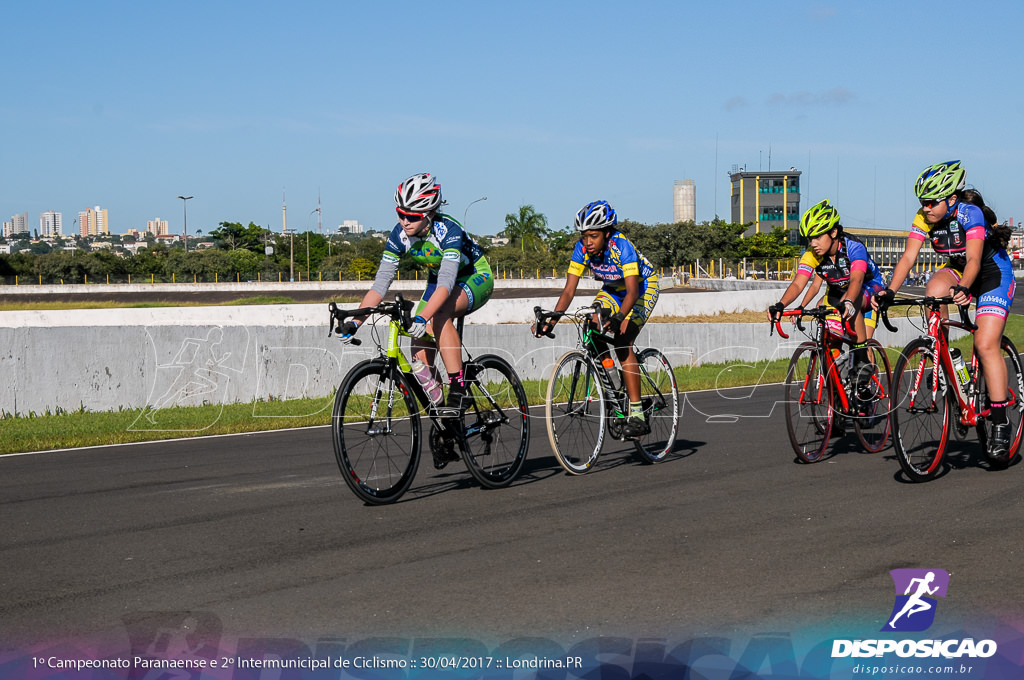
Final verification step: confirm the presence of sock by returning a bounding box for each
[989,400,1009,426]
[629,401,643,419]
[448,371,466,391]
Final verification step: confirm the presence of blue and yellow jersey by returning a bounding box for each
[797,236,884,295]
[568,231,656,293]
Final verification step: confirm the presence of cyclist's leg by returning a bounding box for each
[617,278,659,435]
[925,265,961,316]
[436,260,494,412]
[974,257,1015,455]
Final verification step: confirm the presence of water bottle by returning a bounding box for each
[950,348,971,392]
[410,359,443,405]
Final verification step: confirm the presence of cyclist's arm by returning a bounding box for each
[887,232,925,295]
[840,268,866,312]
[350,261,396,325]
[778,270,812,307]
[953,238,983,303]
[416,254,460,323]
[553,272,581,314]
[799,274,823,308]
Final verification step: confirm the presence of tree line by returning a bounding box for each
[0,211,800,284]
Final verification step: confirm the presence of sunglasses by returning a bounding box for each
[919,198,946,209]
[396,208,426,222]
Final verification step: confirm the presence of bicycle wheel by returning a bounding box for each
[460,354,530,488]
[632,347,679,463]
[891,339,950,482]
[852,340,893,453]
[332,360,421,504]
[546,350,606,474]
[784,342,833,463]
[974,336,1024,468]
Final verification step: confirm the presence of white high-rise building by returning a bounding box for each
[339,220,364,234]
[673,179,696,223]
[6,212,30,237]
[40,210,63,237]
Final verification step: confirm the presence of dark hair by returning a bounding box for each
[959,188,1010,249]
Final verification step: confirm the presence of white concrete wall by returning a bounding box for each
[0,289,939,416]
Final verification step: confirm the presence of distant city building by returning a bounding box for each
[78,206,109,237]
[40,210,63,237]
[146,216,169,236]
[673,179,696,223]
[5,212,30,237]
[339,220,364,234]
[729,167,802,239]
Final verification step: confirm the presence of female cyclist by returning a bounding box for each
[873,161,1016,459]
[768,199,886,403]
[533,200,659,437]
[338,172,494,423]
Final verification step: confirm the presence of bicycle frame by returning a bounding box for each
[885,299,988,427]
[774,308,860,416]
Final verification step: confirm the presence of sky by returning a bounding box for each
[3,0,1023,238]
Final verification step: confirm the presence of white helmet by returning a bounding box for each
[574,200,617,232]
[394,173,442,213]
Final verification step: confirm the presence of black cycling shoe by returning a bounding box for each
[429,425,460,470]
[988,423,1012,462]
[622,415,650,438]
[433,388,467,420]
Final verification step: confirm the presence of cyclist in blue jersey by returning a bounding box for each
[769,200,886,403]
[339,173,494,423]
[872,161,1016,459]
[533,200,659,437]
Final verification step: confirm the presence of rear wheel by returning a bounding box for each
[852,340,893,453]
[632,348,679,463]
[459,354,530,488]
[546,351,606,474]
[891,339,950,482]
[974,336,1024,468]
[332,360,421,504]
[784,342,833,463]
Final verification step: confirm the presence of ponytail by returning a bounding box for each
[960,188,1010,250]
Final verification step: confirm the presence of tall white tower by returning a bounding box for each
[673,179,696,223]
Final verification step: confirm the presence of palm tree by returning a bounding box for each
[502,205,549,252]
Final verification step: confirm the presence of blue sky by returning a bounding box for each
[3,0,1023,238]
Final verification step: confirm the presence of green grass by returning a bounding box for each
[2,314,1019,456]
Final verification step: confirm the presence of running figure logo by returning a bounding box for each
[881,568,950,632]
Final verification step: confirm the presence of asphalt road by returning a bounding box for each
[2,381,1021,656]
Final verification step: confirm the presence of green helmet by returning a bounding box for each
[914,160,966,200]
[799,199,840,238]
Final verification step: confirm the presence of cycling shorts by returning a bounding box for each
[417,256,494,315]
[935,252,1015,319]
[593,274,660,330]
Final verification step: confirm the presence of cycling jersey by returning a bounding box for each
[797,236,885,298]
[371,213,487,299]
[568,231,659,327]
[908,202,1014,318]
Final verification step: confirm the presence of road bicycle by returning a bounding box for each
[878,296,1023,481]
[327,294,530,504]
[533,304,679,474]
[771,306,893,462]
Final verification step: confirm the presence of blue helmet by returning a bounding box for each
[574,200,617,232]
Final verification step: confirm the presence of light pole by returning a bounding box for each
[463,196,487,227]
[177,195,193,252]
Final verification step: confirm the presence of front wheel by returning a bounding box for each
[632,348,679,463]
[460,354,530,488]
[974,336,1024,468]
[546,351,606,474]
[852,340,893,453]
[332,360,421,504]
[891,339,950,482]
[784,342,833,463]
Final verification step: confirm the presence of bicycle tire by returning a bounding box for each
[974,336,1024,468]
[784,342,833,462]
[459,354,531,488]
[546,350,606,474]
[332,360,421,504]
[632,347,679,463]
[852,340,893,453]
[891,339,950,482]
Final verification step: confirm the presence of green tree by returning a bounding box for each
[502,205,549,252]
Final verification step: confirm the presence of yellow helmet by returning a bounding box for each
[799,199,840,238]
